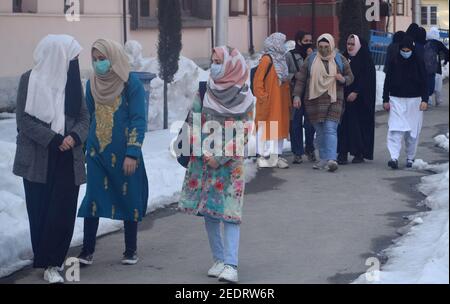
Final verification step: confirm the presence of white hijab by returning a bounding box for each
[25,35,82,135]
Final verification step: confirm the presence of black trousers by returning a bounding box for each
[24,149,79,269]
[82,218,138,255]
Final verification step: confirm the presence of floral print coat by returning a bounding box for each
[178,95,252,224]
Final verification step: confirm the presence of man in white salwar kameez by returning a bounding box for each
[387,97,425,165]
[383,36,429,169]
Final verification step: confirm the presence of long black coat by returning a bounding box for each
[338,41,377,160]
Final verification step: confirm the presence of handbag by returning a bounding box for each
[175,81,207,168]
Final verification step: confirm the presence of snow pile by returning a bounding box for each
[124,41,209,131]
[434,133,449,152]
[355,133,449,284]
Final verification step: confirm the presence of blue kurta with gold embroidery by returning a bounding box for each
[78,73,148,222]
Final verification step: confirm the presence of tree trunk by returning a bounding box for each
[164,80,168,130]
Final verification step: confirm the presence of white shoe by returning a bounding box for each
[326,160,338,172]
[44,267,64,284]
[313,160,327,170]
[218,265,239,283]
[277,157,289,169]
[208,261,226,278]
[257,156,277,168]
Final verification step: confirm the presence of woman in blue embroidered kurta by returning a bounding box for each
[77,39,148,265]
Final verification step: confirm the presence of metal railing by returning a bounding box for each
[369,30,394,70]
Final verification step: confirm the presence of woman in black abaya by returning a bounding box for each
[338,34,376,164]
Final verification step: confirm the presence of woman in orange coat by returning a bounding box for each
[253,33,291,169]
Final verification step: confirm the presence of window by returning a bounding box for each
[13,0,21,12]
[139,0,157,18]
[181,0,193,17]
[396,0,405,16]
[430,6,437,25]
[13,0,37,13]
[421,6,438,25]
[130,0,212,30]
[230,0,247,16]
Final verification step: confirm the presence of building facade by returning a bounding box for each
[420,0,449,30]
[0,0,270,110]
[0,0,269,79]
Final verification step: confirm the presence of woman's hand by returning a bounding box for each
[420,102,428,111]
[293,96,302,109]
[335,73,345,83]
[59,135,75,151]
[204,153,220,169]
[347,92,358,102]
[383,103,391,112]
[207,158,220,169]
[123,157,138,176]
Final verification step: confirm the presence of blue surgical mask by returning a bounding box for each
[210,63,224,80]
[400,50,412,59]
[93,59,111,75]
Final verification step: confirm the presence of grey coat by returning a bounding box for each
[285,50,305,84]
[13,70,89,186]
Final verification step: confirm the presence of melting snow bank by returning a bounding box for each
[0,122,257,278]
[354,133,449,284]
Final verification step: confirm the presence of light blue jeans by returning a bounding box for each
[204,216,240,267]
[313,120,339,161]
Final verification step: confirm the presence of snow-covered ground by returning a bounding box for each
[355,133,449,284]
[125,41,209,131]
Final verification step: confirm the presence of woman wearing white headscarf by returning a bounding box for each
[293,33,354,172]
[77,39,148,267]
[13,35,89,283]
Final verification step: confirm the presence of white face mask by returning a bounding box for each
[210,63,224,80]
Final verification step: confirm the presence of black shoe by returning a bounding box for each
[306,151,317,162]
[122,251,139,265]
[406,159,415,168]
[352,156,365,164]
[388,159,399,170]
[337,154,348,165]
[77,251,94,266]
[293,155,303,164]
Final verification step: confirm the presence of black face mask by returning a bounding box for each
[296,43,314,59]
[302,43,314,50]
[65,59,83,119]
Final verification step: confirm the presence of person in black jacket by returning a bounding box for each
[384,31,406,74]
[383,36,429,170]
[286,31,316,164]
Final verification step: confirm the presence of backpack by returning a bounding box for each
[250,54,273,93]
[424,41,439,74]
[306,52,345,75]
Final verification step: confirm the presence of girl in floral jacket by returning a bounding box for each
[178,46,254,283]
